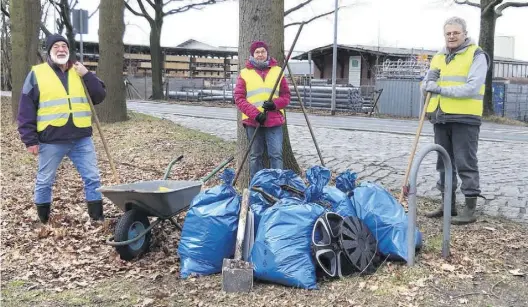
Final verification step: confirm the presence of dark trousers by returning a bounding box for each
[434,123,481,196]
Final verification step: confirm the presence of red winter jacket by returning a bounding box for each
[234,57,291,128]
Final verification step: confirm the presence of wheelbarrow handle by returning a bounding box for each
[163,155,184,180]
[200,156,234,183]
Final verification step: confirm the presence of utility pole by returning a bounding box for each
[331,0,338,115]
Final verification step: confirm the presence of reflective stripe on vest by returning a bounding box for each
[33,63,91,132]
[239,66,285,120]
[426,44,485,117]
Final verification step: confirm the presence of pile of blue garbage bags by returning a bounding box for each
[177,166,423,289]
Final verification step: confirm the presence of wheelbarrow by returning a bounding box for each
[97,155,234,260]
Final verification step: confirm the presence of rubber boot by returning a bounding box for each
[425,191,457,218]
[451,196,477,225]
[36,203,51,224]
[87,200,104,221]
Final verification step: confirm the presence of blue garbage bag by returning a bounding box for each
[178,169,240,278]
[335,171,422,263]
[306,166,356,217]
[249,169,306,229]
[250,197,326,289]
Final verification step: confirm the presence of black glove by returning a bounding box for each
[255,112,267,125]
[262,100,276,111]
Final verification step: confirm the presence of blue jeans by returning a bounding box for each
[34,137,102,204]
[245,125,283,180]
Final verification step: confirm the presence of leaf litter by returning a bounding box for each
[1,97,527,306]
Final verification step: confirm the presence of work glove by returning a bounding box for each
[424,68,441,82]
[262,100,276,111]
[424,81,442,94]
[255,112,267,125]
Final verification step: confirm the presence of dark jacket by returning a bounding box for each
[17,58,106,147]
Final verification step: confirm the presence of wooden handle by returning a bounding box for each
[399,92,431,204]
[81,80,121,184]
[234,189,250,261]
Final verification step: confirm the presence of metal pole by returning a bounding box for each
[330,0,338,115]
[79,12,84,63]
[308,51,313,108]
[407,144,453,266]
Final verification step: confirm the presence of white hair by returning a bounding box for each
[444,16,467,33]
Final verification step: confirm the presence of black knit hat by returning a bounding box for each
[46,34,69,54]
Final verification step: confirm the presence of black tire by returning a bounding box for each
[114,209,151,261]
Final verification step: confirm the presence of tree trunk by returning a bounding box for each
[10,0,40,121]
[479,3,496,116]
[1,1,12,91]
[95,0,127,123]
[149,20,164,100]
[237,0,301,188]
[56,0,76,61]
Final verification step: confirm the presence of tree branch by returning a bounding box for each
[41,22,52,36]
[454,0,481,8]
[136,0,155,23]
[163,0,222,16]
[482,0,502,15]
[284,9,335,28]
[496,1,528,16]
[124,1,148,19]
[88,4,100,18]
[284,0,313,16]
[145,0,156,9]
[1,2,9,17]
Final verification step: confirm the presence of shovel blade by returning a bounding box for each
[221,258,254,293]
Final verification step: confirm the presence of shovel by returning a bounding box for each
[222,188,253,293]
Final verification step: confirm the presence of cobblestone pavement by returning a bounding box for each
[128,101,528,224]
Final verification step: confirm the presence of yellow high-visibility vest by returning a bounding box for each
[426,44,485,117]
[240,66,284,120]
[33,63,91,132]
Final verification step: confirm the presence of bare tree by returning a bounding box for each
[237,0,302,187]
[9,0,41,120]
[284,0,355,28]
[453,0,528,116]
[44,0,99,60]
[96,0,127,123]
[124,0,225,100]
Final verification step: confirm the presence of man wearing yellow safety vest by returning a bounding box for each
[234,40,291,180]
[422,17,489,225]
[17,34,107,224]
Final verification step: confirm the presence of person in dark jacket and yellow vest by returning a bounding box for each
[17,34,107,223]
[422,17,489,225]
[234,41,291,181]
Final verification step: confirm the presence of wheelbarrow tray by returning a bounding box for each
[97,180,202,219]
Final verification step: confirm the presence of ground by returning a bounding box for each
[1,97,527,307]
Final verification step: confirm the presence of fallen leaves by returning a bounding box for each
[508,269,525,277]
[1,99,234,292]
[2,98,528,307]
[441,263,456,272]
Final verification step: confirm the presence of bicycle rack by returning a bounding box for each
[407,144,453,266]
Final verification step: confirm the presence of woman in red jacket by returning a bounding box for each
[234,41,291,181]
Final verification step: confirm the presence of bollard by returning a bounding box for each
[407,144,453,266]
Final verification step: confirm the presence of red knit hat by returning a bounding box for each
[250,41,269,55]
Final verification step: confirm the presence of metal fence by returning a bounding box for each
[375,79,423,118]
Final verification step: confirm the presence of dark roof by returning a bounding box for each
[293,43,528,64]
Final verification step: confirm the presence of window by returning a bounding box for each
[352,59,359,67]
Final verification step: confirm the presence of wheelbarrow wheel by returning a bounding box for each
[114,209,151,261]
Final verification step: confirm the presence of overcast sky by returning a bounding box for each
[47,0,528,61]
